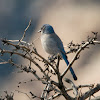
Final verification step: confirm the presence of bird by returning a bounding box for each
[38,24,77,80]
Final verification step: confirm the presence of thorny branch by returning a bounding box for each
[17,19,32,45]
[0,19,100,100]
[65,78,78,97]
[61,32,99,78]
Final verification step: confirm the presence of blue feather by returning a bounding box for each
[61,53,77,80]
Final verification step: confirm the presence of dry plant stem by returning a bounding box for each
[65,78,78,97]
[91,96,100,100]
[41,84,48,99]
[93,40,100,44]
[0,49,59,87]
[48,93,61,100]
[80,84,100,100]
[17,19,32,45]
[7,40,32,46]
[41,82,52,100]
[48,84,94,100]
[17,68,57,89]
[56,55,61,85]
[1,39,56,72]
[56,55,60,69]
[31,51,56,72]
[15,90,32,100]
[0,49,49,79]
[44,83,51,99]
[1,57,58,90]
[8,36,40,45]
[55,57,69,99]
[66,84,94,92]
[61,40,100,78]
[56,58,73,100]
[7,59,41,81]
[1,39,31,51]
[60,86,74,100]
[0,58,8,64]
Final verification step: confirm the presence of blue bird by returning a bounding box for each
[38,24,77,80]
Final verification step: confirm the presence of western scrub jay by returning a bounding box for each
[38,24,77,80]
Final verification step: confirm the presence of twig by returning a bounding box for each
[17,19,32,45]
[6,36,40,45]
[0,49,59,87]
[80,84,100,100]
[61,42,89,78]
[4,59,42,81]
[15,90,32,100]
[8,40,32,46]
[65,78,78,97]
[56,55,60,69]
[48,93,61,100]
[91,96,100,100]
[66,84,94,92]
[61,40,100,78]
[0,49,49,79]
[48,84,94,100]
[1,39,56,72]
[41,84,49,99]
[0,58,8,64]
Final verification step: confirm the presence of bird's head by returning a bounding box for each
[38,24,54,34]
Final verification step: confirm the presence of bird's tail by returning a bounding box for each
[61,53,77,80]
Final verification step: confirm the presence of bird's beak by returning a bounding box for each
[38,30,41,33]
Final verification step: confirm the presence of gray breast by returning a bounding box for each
[41,34,60,55]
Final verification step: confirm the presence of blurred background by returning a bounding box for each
[0,0,100,99]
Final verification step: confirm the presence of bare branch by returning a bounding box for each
[66,84,94,92]
[15,90,32,100]
[91,96,100,100]
[48,93,61,100]
[0,58,8,64]
[61,32,100,78]
[80,84,100,100]
[0,49,49,80]
[17,19,32,45]
[1,38,57,72]
[65,78,78,97]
